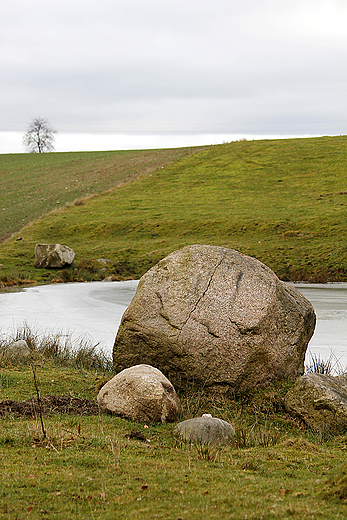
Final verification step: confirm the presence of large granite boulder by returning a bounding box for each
[97,364,182,423]
[35,243,75,268]
[285,373,347,433]
[175,414,235,445]
[113,245,316,391]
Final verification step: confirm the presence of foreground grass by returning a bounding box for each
[1,136,347,284]
[1,341,347,518]
[2,412,347,520]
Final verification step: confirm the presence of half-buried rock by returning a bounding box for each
[35,243,75,268]
[113,245,316,391]
[175,414,235,445]
[285,373,347,433]
[1,340,31,362]
[97,364,182,423]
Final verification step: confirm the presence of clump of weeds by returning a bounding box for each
[0,324,113,372]
[232,417,282,449]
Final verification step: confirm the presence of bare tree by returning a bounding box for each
[22,117,57,153]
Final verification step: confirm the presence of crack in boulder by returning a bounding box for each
[113,245,316,390]
[178,253,226,337]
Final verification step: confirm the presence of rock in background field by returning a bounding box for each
[285,373,347,433]
[35,243,75,268]
[97,364,182,423]
[113,245,316,391]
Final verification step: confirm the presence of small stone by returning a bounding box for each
[1,340,31,361]
[175,414,235,445]
[97,364,182,423]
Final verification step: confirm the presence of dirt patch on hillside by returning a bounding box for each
[0,395,100,417]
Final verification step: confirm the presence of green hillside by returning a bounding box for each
[1,136,347,284]
[0,147,206,242]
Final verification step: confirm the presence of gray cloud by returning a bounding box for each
[1,0,347,136]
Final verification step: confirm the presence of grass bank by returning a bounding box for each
[1,333,347,519]
[1,136,347,284]
[0,146,206,243]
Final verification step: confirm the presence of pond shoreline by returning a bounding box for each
[1,280,346,367]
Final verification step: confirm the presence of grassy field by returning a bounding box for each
[0,146,206,243]
[2,140,347,518]
[1,339,347,519]
[1,136,347,285]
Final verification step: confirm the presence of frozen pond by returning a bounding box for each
[294,283,347,369]
[0,280,346,367]
[0,280,139,356]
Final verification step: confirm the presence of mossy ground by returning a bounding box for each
[0,329,346,519]
[1,361,347,519]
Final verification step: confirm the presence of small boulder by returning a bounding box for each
[175,414,235,445]
[1,340,31,362]
[113,244,316,391]
[284,373,347,433]
[97,364,182,423]
[35,244,75,269]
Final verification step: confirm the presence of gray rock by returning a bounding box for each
[113,245,316,391]
[97,364,182,423]
[285,373,347,433]
[1,340,31,361]
[35,243,75,268]
[175,414,235,445]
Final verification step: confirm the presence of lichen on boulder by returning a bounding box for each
[285,373,347,433]
[113,244,316,391]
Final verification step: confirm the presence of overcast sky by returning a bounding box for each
[1,0,347,152]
